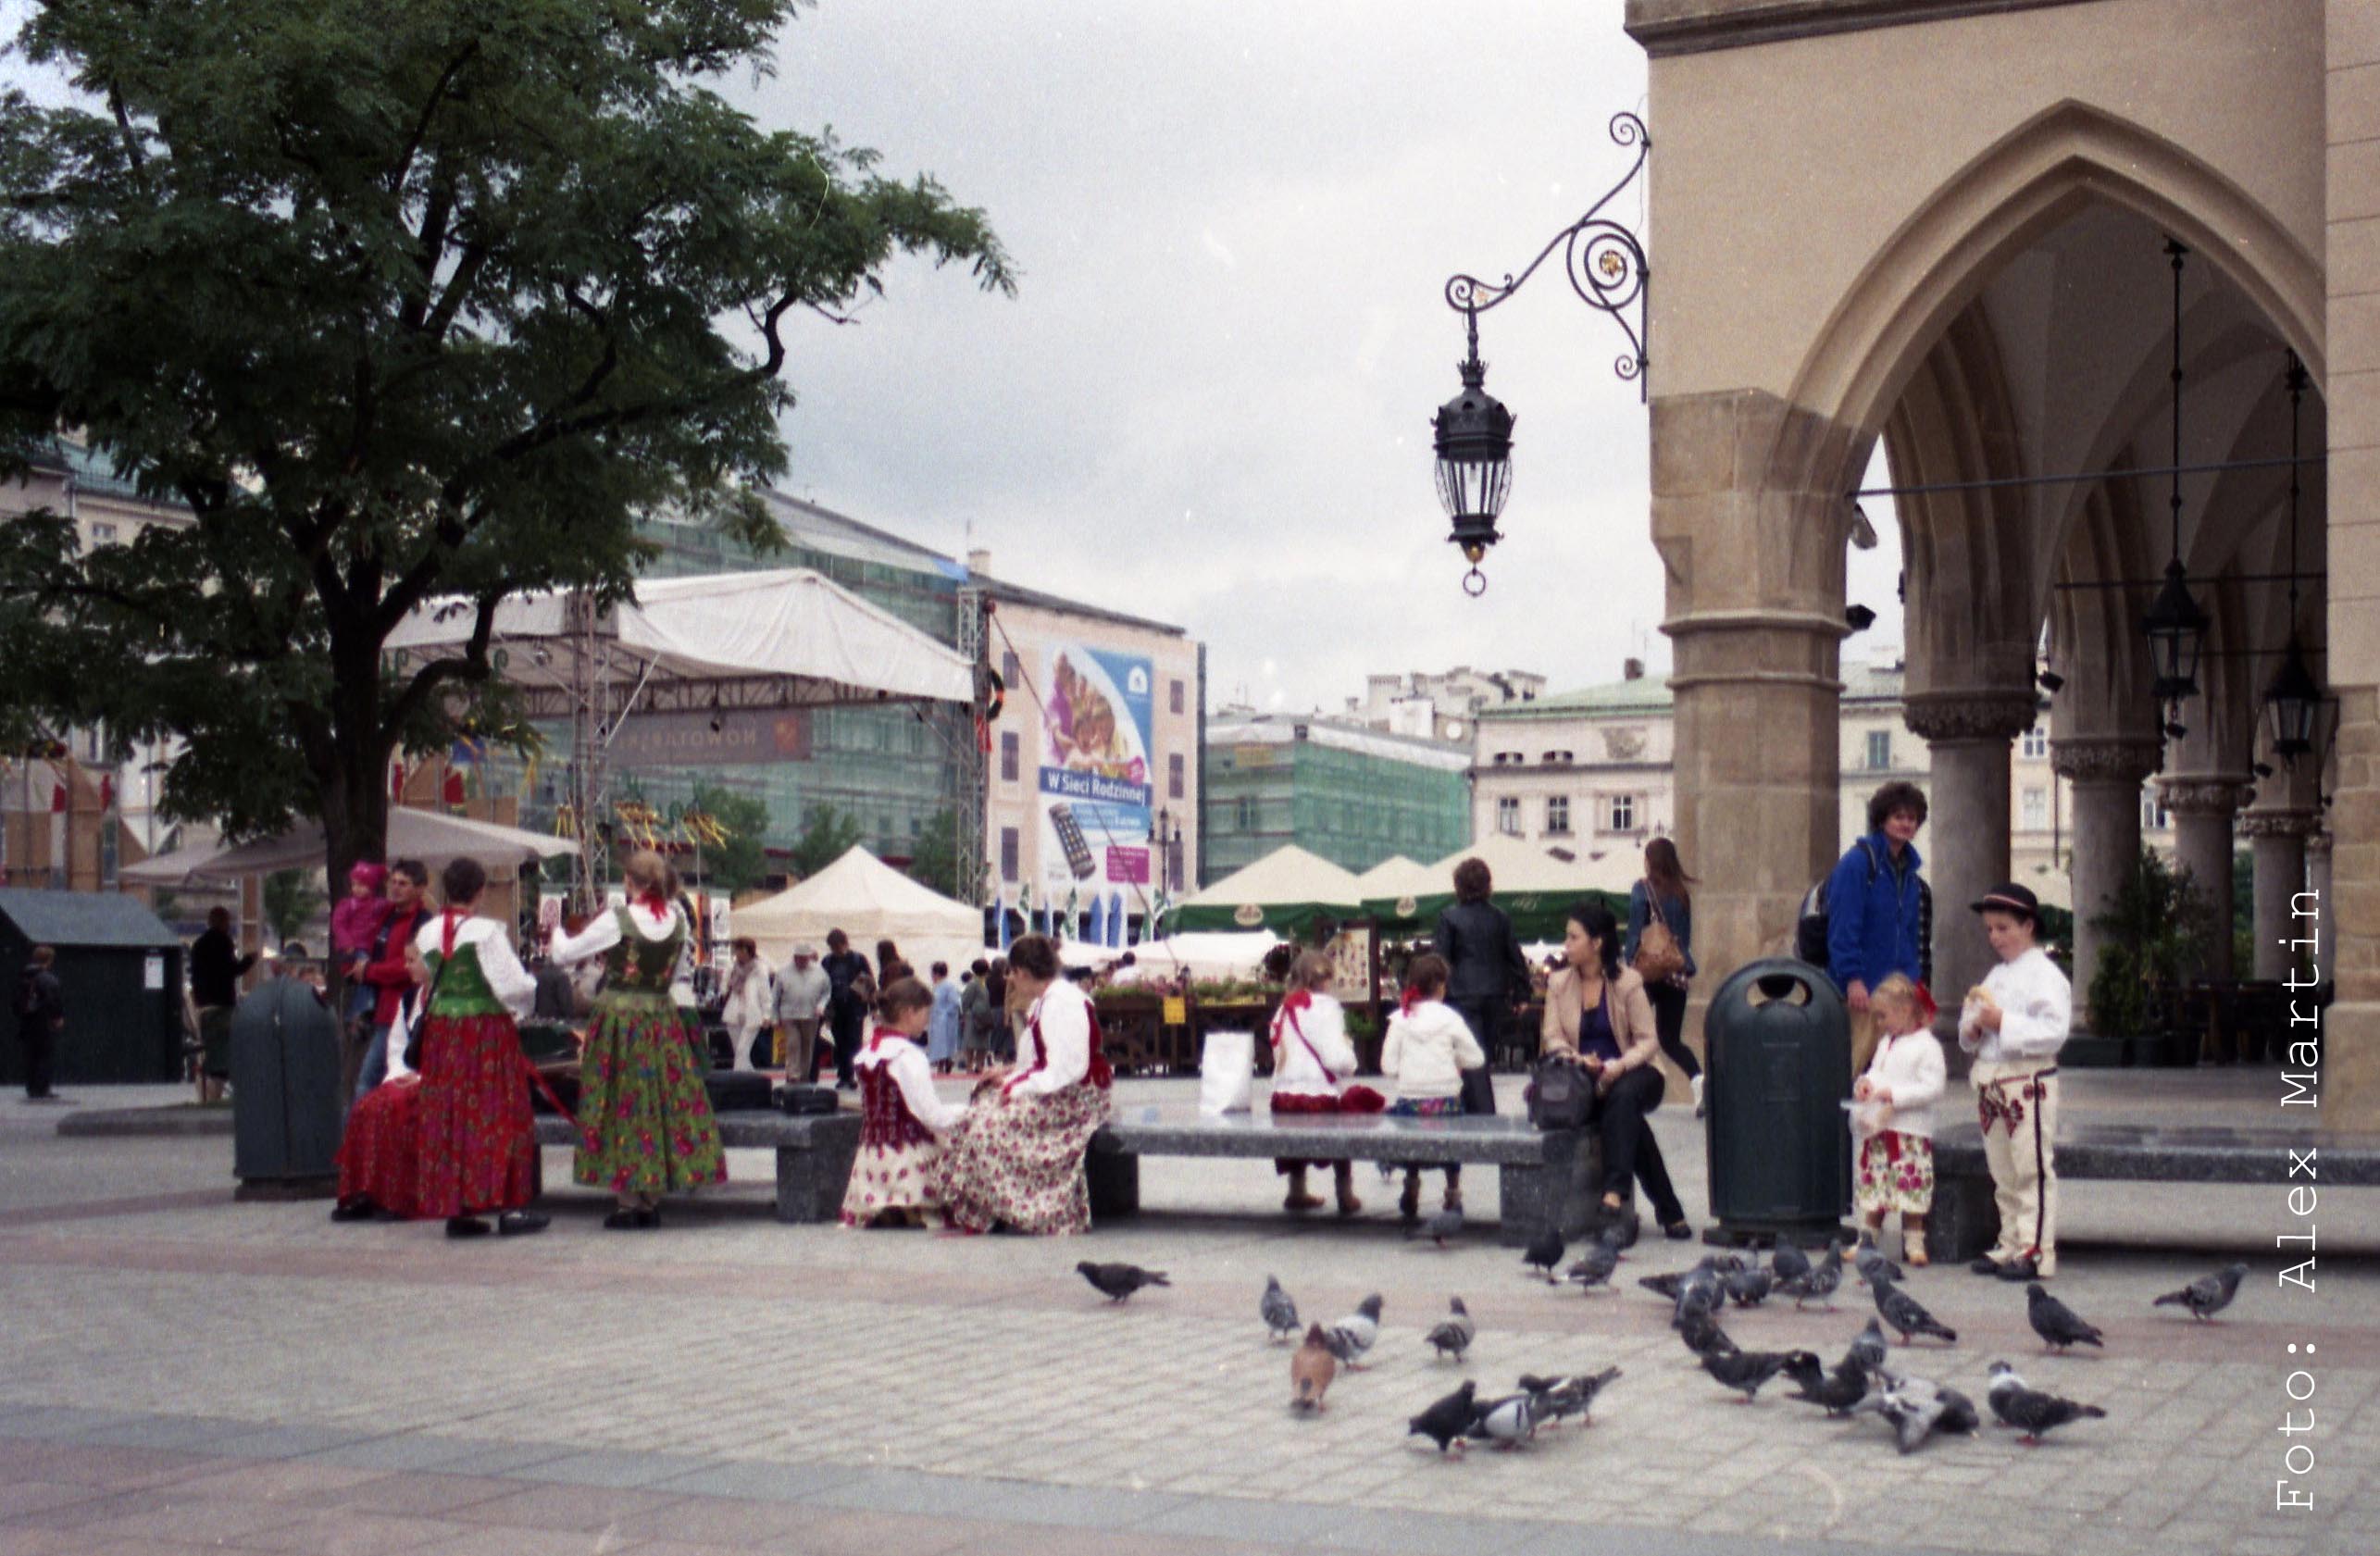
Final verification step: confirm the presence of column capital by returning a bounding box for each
[2156,777,2256,817]
[2050,735,2162,786]
[1901,689,2037,744]
[2307,829,2334,857]
[2239,808,2321,840]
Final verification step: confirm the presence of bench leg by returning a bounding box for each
[775,1136,860,1225]
[1087,1150,1140,1221]
[1926,1169,1999,1264]
[1498,1134,1590,1248]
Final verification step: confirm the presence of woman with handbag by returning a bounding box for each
[1623,839,1703,1116]
[1543,901,1692,1240]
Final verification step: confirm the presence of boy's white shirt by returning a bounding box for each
[1957,945,2071,1065]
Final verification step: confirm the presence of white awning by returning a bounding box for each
[119,808,576,887]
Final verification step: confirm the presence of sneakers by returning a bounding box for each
[1996,1254,2040,1281]
[1969,1255,2005,1276]
[496,1211,551,1237]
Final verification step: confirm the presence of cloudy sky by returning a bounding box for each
[741,1,1907,715]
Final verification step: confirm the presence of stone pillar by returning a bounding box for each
[2243,809,2316,983]
[1902,689,2036,1043]
[2306,830,2334,974]
[2050,737,2161,1027]
[2159,778,2253,982]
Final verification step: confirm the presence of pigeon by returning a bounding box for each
[1778,1240,1844,1309]
[1426,1297,1477,1362]
[1638,1271,1690,1301]
[2025,1283,2104,1351]
[1566,1232,1621,1293]
[1678,1307,1739,1356]
[1851,1368,1975,1452]
[1779,1350,1869,1415]
[2154,1263,2249,1323]
[1408,1380,1478,1454]
[1987,1360,2107,1444]
[1871,1276,1958,1345]
[1466,1390,1540,1449]
[1676,1270,1725,1329]
[1324,1294,1383,1368]
[1853,1233,1904,1288]
[1522,1225,1566,1283]
[1518,1366,1620,1427]
[1409,1205,1464,1248]
[1700,1348,1792,1402]
[1260,1276,1301,1343]
[1077,1262,1168,1303]
[1848,1316,1890,1375]
[1724,1267,1775,1308]
[1290,1324,1337,1412]
[1702,1251,1751,1274]
[1771,1239,1813,1285]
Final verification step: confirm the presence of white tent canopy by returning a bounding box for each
[120,808,576,888]
[1428,832,1648,896]
[1351,853,1439,902]
[1107,930,1283,985]
[1176,844,1362,915]
[736,846,982,973]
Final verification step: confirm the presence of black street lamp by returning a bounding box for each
[1432,326,1514,596]
[2262,352,2328,768]
[2143,238,2209,709]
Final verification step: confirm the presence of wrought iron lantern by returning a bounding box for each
[1432,338,1514,596]
[2142,556,2209,703]
[2262,633,2324,766]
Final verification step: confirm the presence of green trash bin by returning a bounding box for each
[1702,957,1852,1245]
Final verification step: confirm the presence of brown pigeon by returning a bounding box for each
[1291,1323,1338,1412]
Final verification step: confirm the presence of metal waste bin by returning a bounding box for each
[231,979,343,1197]
[1702,958,1852,1244]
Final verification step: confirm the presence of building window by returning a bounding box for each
[1546,796,1570,835]
[1169,678,1185,716]
[1235,795,1256,830]
[2021,787,2047,831]
[2141,793,2169,831]
[1000,826,1019,882]
[1000,730,1019,785]
[2020,726,2048,759]
[1866,730,1891,770]
[1607,794,1637,833]
[1496,796,1521,835]
[91,522,118,546]
[1167,752,1185,800]
[1002,651,1020,691]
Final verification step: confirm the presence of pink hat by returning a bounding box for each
[349,861,389,890]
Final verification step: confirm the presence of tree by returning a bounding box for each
[261,868,326,949]
[787,803,863,879]
[2087,845,2213,1037]
[688,782,768,893]
[907,807,970,902]
[0,0,1011,903]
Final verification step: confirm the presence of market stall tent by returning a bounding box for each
[119,807,577,887]
[1361,832,1636,940]
[1167,844,1362,937]
[736,846,982,974]
[1107,930,1285,985]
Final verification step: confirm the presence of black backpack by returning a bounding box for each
[1795,840,1933,983]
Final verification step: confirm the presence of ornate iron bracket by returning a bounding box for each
[1441,112,1650,400]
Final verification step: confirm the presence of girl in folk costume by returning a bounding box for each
[1850,974,1947,1266]
[1957,882,2072,1281]
[1268,951,1378,1216]
[411,858,549,1238]
[935,934,1113,1235]
[1380,953,1486,1222]
[841,977,968,1227]
[547,851,728,1229]
[331,941,430,1222]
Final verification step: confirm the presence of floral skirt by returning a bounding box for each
[413,1012,540,1219]
[336,1077,422,1217]
[1855,1131,1936,1218]
[934,1078,1109,1235]
[574,993,729,1200]
[841,1139,944,1226]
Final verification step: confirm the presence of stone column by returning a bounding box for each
[2243,808,2317,983]
[1902,689,2037,1041]
[2158,778,2253,982]
[2050,737,2162,1026]
[2306,830,2334,975]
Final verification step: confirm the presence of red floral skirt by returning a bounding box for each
[1269,1087,1383,1173]
[336,1077,422,1218]
[412,1012,539,1219]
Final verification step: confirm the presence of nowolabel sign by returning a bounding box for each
[1038,642,1154,910]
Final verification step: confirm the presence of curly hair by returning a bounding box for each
[1866,780,1929,832]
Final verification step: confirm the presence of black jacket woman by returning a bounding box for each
[1429,856,1530,1116]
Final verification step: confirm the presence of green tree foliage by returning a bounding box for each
[2087,845,2213,1037]
[787,803,863,879]
[0,0,1011,890]
[688,781,768,893]
[906,807,970,902]
[261,867,326,948]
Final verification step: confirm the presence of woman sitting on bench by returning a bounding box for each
[1541,901,1693,1241]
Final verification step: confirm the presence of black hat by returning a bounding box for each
[1969,882,2039,919]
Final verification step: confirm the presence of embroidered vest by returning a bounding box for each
[1011,998,1113,1095]
[601,905,682,996]
[857,1034,936,1150]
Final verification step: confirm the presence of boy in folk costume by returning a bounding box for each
[1268,951,1380,1217]
[841,977,968,1227]
[1850,974,1947,1267]
[1957,882,2072,1280]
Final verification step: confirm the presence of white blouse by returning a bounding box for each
[857,1033,967,1133]
[412,914,537,1018]
[1007,979,1094,1098]
[1957,946,2072,1066]
[1853,1026,1947,1139]
[1269,993,1357,1100]
[547,901,681,966]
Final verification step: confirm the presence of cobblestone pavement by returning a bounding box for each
[0,1076,2374,1556]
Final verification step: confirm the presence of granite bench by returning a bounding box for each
[1925,1122,2380,1263]
[1086,1107,1602,1248]
[533,1109,861,1224]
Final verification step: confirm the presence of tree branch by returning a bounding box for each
[105,84,147,179]
[381,591,500,736]
[389,41,480,194]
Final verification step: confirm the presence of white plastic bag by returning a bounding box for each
[1199,1029,1256,1116]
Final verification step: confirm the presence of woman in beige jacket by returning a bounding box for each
[1541,902,1692,1239]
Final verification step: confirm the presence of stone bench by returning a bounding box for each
[533,1110,860,1224]
[1086,1106,1601,1248]
[1925,1122,2380,1263]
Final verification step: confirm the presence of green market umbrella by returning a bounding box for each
[1168,844,1362,939]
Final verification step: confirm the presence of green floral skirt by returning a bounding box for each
[573,991,728,1199]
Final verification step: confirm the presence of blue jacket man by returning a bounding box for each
[1825,780,1930,1012]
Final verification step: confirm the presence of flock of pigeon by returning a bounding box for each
[1080,1239,2250,1460]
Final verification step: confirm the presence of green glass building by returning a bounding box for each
[1202,713,1471,877]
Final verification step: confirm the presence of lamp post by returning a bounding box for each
[2143,239,2210,713]
[2262,352,2329,768]
[1431,111,1649,592]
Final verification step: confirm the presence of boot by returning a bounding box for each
[1441,1182,1464,1214]
[1333,1164,1362,1217]
[1282,1165,1323,1214]
[1902,1221,1930,1268]
[1397,1172,1421,1225]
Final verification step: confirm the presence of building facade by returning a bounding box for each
[1202,713,1471,877]
[1344,666,1548,744]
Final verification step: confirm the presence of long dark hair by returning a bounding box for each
[1566,902,1623,979]
[1644,837,1693,907]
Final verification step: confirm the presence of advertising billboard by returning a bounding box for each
[1038,643,1153,908]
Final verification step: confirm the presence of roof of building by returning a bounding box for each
[21,436,182,507]
[1207,712,1472,772]
[969,569,1189,639]
[0,889,180,949]
[1478,654,1910,720]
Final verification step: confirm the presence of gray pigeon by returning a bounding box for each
[1465,1390,1540,1449]
[1778,1240,1844,1309]
[1409,1205,1464,1247]
[1849,1316,1889,1374]
[1724,1267,1775,1308]
[1987,1360,2106,1444]
[1853,1233,1903,1288]
[1638,1270,1690,1301]
[1676,1270,1724,1328]
[1260,1276,1301,1344]
[1780,1351,1869,1415]
[1077,1262,1168,1303]
[1852,1368,1974,1453]
[1425,1297,1477,1361]
[1679,1307,1739,1357]
[2154,1263,2248,1323]
[1566,1232,1621,1293]
[1324,1294,1383,1368]
[1771,1239,1813,1285]
[2025,1283,2104,1351]
[1871,1276,1958,1345]
[1700,1349,1791,1402]
[1518,1366,1620,1428]
[1408,1381,1478,1454]
[1522,1225,1565,1283]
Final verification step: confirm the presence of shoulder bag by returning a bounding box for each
[1632,887,1686,984]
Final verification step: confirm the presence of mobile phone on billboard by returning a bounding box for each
[1048,803,1098,879]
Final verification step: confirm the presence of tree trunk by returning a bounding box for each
[318,638,394,1103]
